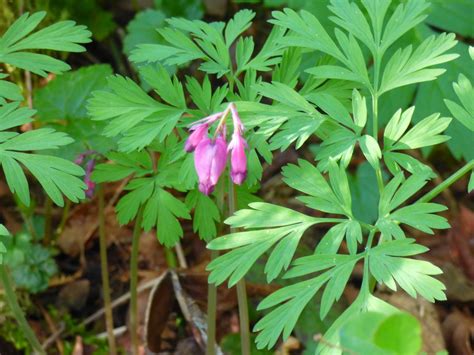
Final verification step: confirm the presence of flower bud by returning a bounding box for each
[228,103,247,185]
[194,135,228,195]
[84,159,96,198]
[228,133,247,185]
[185,123,209,152]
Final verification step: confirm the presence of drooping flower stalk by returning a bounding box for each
[185,104,250,354]
[228,104,247,185]
[185,103,248,195]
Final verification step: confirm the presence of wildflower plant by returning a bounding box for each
[203,0,473,353]
[87,9,290,353]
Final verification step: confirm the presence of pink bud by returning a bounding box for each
[228,103,247,185]
[194,135,228,195]
[84,159,96,198]
[185,123,209,152]
[228,133,247,185]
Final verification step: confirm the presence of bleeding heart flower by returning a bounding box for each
[185,123,209,152]
[84,159,96,198]
[228,133,247,185]
[194,135,228,195]
[228,103,247,185]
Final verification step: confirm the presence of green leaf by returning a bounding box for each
[257,81,315,113]
[224,9,255,47]
[269,9,344,62]
[207,203,319,285]
[185,190,220,242]
[380,33,458,95]
[9,153,85,207]
[0,75,22,104]
[390,203,449,234]
[444,74,474,131]
[415,40,474,161]
[329,0,375,54]
[369,239,446,302]
[116,178,190,247]
[380,0,429,53]
[426,0,474,38]
[349,162,380,224]
[0,12,92,76]
[91,151,153,183]
[374,313,422,354]
[340,311,422,355]
[253,252,362,349]
[359,135,381,170]
[282,159,350,216]
[124,9,167,55]
[384,107,451,151]
[186,75,228,115]
[0,101,85,206]
[36,65,113,122]
[87,73,185,151]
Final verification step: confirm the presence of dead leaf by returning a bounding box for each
[144,272,175,352]
[442,309,474,355]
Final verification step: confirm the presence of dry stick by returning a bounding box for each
[98,186,117,355]
[129,206,145,355]
[43,275,164,350]
[228,182,251,355]
[175,241,188,269]
[37,303,64,354]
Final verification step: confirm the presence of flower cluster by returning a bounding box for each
[75,151,97,199]
[185,103,247,195]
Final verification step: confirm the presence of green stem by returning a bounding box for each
[130,206,144,355]
[56,199,71,236]
[364,230,377,293]
[418,160,474,203]
[0,265,45,354]
[164,247,178,268]
[372,92,379,140]
[206,181,225,355]
[98,186,117,355]
[206,250,219,355]
[228,182,251,355]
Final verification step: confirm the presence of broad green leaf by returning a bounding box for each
[340,311,422,355]
[426,0,474,38]
[123,9,167,55]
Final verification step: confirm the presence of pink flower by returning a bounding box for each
[228,103,247,185]
[228,133,247,185]
[84,159,96,198]
[194,135,228,195]
[185,123,209,152]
